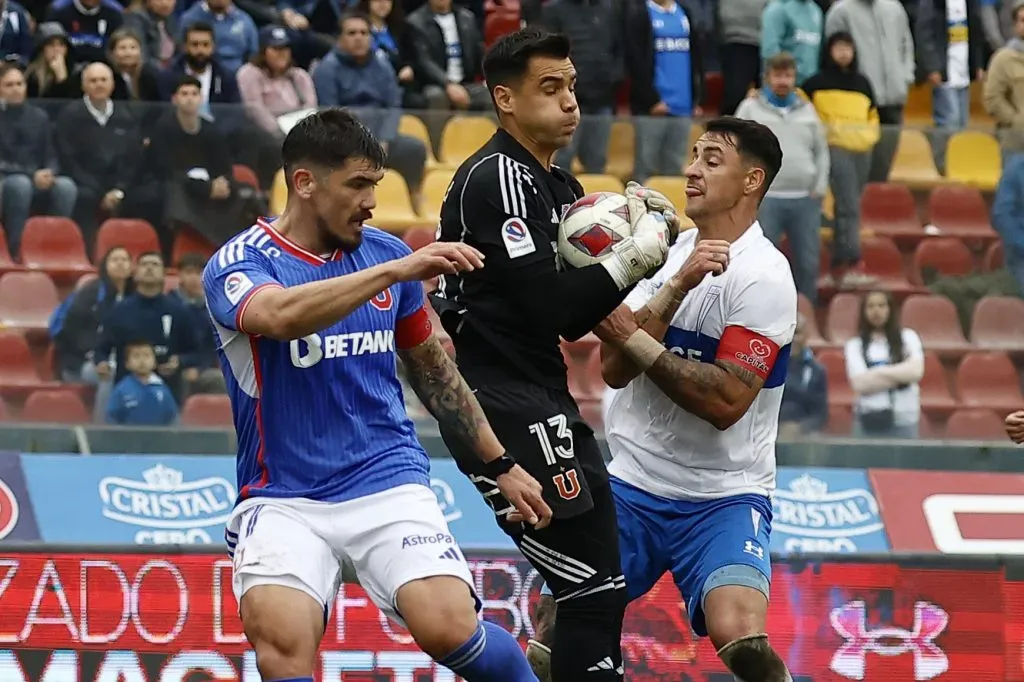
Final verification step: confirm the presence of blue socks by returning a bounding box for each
[439,620,538,681]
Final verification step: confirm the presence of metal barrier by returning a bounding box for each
[0,545,1019,681]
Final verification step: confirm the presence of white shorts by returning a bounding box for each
[226,483,476,626]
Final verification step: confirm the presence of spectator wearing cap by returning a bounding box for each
[123,0,179,69]
[984,0,1024,153]
[536,0,623,174]
[761,0,824,85]
[24,22,80,100]
[314,10,428,210]
[179,0,259,72]
[717,0,768,115]
[0,0,33,65]
[0,62,78,258]
[624,0,704,183]
[47,0,124,64]
[237,25,317,138]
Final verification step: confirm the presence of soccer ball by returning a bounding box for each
[557,192,632,269]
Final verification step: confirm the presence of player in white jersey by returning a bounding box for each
[528,116,797,682]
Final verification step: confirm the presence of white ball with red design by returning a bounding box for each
[557,192,632,269]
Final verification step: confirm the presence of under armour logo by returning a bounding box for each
[586,657,624,675]
[830,601,948,681]
[743,540,764,560]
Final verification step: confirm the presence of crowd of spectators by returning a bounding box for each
[0,0,1019,435]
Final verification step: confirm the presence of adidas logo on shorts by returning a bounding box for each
[438,547,461,561]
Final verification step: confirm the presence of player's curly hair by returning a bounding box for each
[280,108,386,185]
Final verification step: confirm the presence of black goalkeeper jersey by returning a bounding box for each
[430,129,586,391]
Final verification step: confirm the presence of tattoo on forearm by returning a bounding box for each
[399,337,487,447]
[717,360,761,388]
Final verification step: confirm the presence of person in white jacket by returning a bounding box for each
[844,289,925,438]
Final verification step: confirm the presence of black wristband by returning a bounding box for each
[481,453,516,478]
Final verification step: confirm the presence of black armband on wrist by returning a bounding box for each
[481,453,516,478]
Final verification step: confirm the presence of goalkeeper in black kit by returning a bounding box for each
[430,27,680,682]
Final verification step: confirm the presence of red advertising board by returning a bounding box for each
[870,470,1024,554]
[0,551,1017,681]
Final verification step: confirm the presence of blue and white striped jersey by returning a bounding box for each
[203,218,433,506]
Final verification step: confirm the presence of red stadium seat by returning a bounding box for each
[860,237,914,291]
[181,394,234,427]
[911,238,975,285]
[232,164,260,189]
[944,408,1008,440]
[403,227,436,251]
[19,217,94,282]
[983,241,1004,271]
[0,332,47,392]
[824,293,861,345]
[0,224,22,273]
[21,388,90,423]
[898,294,969,356]
[826,404,853,435]
[797,294,825,348]
[919,351,957,418]
[0,271,60,335]
[970,296,1024,351]
[860,183,922,244]
[484,5,521,47]
[816,348,854,408]
[927,184,997,240]
[94,219,161,263]
[171,226,216,266]
[955,351,1024,412]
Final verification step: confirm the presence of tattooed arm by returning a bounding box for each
[643,354,766,431]
[398,335,505,463]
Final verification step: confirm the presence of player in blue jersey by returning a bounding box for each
[203,108,553,682]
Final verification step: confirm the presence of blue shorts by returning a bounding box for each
[541,476,773,637]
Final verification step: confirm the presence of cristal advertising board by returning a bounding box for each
[0,551,1020,681]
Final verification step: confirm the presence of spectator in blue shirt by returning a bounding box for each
[178,0,259,72]
[624,0,704,183]
[779,313,829,437]
[0,0,33,65]
[313,10,427,208]
[169,252,228,395]
[106,339,180,425]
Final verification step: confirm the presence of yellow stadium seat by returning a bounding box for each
[420,169,455,223]
[373,170,425,232]
[888,129,945,189]
[643,176,687,213]
[688,122,704,154]
[439,116,497,167]
[576,174,626,195]
[399,114,442,169]
[946,130,1001,191]
[605,121,636,181]
[904,85,933,125]
[270,168,287,215]
[822,186,835,221]
[969,81,993,124]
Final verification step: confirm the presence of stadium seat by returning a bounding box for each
[919,351,957,418]
[899,294,969,356]
[911,237,975,285]
[927,184,996,240]
[888,129,944,189]
[484,5,521,48]
[859,183,922,244]
[970,296,1024,351]
[903,84,933,123]
[944,408,1007,440]
[644,176,687,212]
[94,219,161,263]
[0,225,20,273]
[171,226,216,265]
[0,271,59,335]
[232,164,260,189]
[576,174,626,195]
[816,348,854,408]
[181,394,234,427]
[860,236,914,291]
[19,217,94,282]
[983,241,1004,271]
[403,227,436,251]
[797,293,825,347]
[0,332,47,392]
[945,131,1001,191]
[270,168,287,215]
[825,292,861,345]
[420,169,455,222]
[826,404,853,435]
[21,388,89,423]
[604,120,635,181]
[439,117,497,167]
[398,114,441,168]
[372,171,424,232]
[956,351,1024,412]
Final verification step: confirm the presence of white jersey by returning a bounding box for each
[606,222,797,500]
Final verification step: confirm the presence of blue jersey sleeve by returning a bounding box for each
[203,243,283,333]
